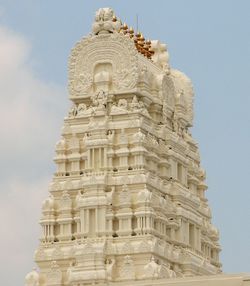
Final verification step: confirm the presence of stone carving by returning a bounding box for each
[171,69,194,125]
[121,241,134,254]
[77,102,87,113]
[138,65,151,83]
[151,40,170,71]
[52,245,64,260]
[68,102,93,118]
[51,181,61,191]
[106,258,115,280]
[120,255,135,280]
[130,96,150,117]
[137,240,151,252]
[61,122,72,135]
[173,264,184,277]
[106,186,115,205]
[91,90,108,112]
[68,104,78,117]
[131,95,141,110]
[66,261,75,284]
[68,33,138,96]
[137,188,152,203]
[47,261,62,285]
[119,128,128,145]
[144,257,161,279]
[42,195,54,212]
[55,138,67,152]
[35,246,47,261]
[92,8,121,35]
[160,264,177,278]
[162,74,175,114]
[25,268,39,286]
[110,98,128,114]
[83,241,95,254]
[144,258,177,279]
[119,184,131,205]
[107,129,115,143]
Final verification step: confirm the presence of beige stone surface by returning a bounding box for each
[25,7,249,286]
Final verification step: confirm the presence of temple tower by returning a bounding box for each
[25,8,222,286]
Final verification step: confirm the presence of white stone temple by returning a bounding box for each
[25,8,250,286]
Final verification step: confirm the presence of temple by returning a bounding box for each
[25,8,250,286]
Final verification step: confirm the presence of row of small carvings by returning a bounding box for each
[65,98,194,150]
[35,237,202,264]
[42,191,213,234]
[68,95,150,118]
[49,176,206,210]
[66,110,196,156]
[37,257,180,285]
[63,109,198,156]
[55,130,194,165]
[42,186,175,215]
[48,175,203,206]
[50,172,170,190]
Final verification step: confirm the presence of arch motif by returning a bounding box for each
[170,69,194,125]
[68,33,139,96]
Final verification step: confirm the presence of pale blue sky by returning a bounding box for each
[0,1,249,285]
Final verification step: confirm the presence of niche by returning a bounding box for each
[94,62,113,92]
[189,223,195,248]
[88,209,96,237]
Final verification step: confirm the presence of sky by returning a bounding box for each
[0,1,249,285]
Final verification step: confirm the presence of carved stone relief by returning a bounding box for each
[68,33,139,97]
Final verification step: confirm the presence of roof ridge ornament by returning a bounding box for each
[92,8,121,35]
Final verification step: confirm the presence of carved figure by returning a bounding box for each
[92,8,121,35]
[144,257,161,278]
[55,138,66,151]
[161,263,177,278]
[25,268,39,286]
[106,187,115,205]
[68,105,78,117]
[120,255,135,280]
[47,261,62,284]
[119,184,131,206]
[106,258,115,280]
[131,95,141,110]
[91,90,108,112]
[77,103,87,116]
[107,129,115,143]
[66,261,75,284]
[111,99,128,114]
[151,40,170,71]
[119,129,128,145]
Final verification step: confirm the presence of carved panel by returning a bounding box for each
[68,33,139,97]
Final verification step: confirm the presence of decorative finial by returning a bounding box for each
[92,8,121,35]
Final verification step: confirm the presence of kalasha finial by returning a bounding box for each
[129,27,134,38]
[119,22,128,34]
[140,33,145,42]
[102,12,153,59]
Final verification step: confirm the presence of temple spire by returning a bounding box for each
[26,8,223,286]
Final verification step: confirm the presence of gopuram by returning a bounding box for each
[25,8,250,286]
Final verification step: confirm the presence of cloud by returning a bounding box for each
[0,25,68,285]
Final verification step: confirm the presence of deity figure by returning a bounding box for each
[90,90,108,115]
[131,95,140,110]
[77,103,87,116]
[106,258,115,280]
[68,105,78,117]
